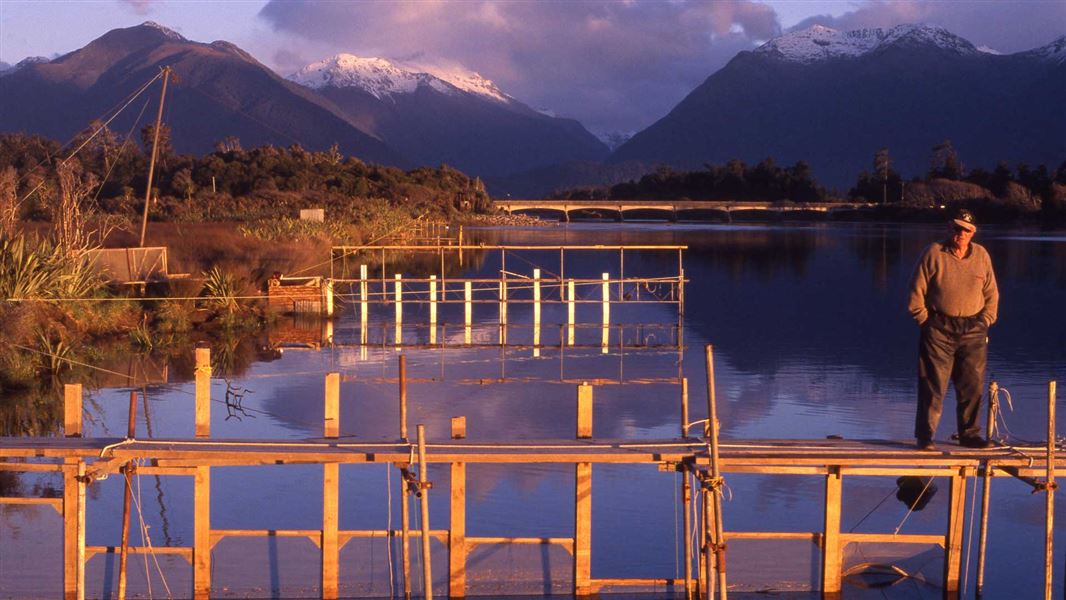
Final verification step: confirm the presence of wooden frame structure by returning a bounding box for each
[1,348,1060,599]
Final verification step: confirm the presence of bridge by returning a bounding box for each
[493,199,877,221]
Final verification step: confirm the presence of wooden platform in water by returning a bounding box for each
[1,436,1057,475]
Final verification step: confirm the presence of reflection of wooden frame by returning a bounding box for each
[85,247,169,284]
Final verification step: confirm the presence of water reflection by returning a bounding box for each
[4,223,1066,598]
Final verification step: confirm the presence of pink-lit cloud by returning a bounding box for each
[258,0,780,134]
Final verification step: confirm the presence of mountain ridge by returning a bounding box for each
[609,24,1066,188]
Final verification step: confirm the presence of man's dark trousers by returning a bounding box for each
[915,313,988,442]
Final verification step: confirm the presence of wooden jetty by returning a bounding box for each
[328,244,687,349]
[1,346,1060,599]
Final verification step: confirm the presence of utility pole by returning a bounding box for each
[139,66,172,247]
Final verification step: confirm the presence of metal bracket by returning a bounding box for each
[1032,480,1059,494]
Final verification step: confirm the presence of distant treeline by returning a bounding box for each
[0,125,491,224]
[553,142,1066,219]
[555,159,825,203]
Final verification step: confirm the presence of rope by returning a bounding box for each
[15,71,165,204]
[130,458,173,598]
[3,341,141,380]
[893,477,935,535]
[847,488,895,533]
[89,95,153,206]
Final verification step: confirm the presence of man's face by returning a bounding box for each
[951,224,974,248]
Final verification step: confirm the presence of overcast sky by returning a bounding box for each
[1,0,1063,135]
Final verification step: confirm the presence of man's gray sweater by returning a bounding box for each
[907,241,999,326]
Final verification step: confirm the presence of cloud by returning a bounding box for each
[120,0,154,16]
[258,0,780,134]
[790,1,1065,54]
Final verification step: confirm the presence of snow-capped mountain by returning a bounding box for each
[1022,35,1066,64]
[290,54,607,177]
[753,24,979,64]
[289,54,511,104]
[0,23,404,164]
[0,56,50,77]
[612,24,1066,187]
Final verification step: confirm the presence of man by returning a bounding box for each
[907,209,999,451]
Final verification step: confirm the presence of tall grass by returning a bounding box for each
[238,218,356,244]
[0,235,104,300]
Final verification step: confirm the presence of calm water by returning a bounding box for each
[3,222,1066,598]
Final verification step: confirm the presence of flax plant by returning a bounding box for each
[203,266,240,314]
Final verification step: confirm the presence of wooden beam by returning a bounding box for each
[193,466,211,599]
[322,463,339,599]
[821,466,842,595]
[449,461,466,598]
[574,461,592,597]
[62,460,82,600]
[943,469,967,592]
[1045,380,1057,600]
[399,355,408,440]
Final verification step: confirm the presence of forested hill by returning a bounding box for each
[0,130,491,223]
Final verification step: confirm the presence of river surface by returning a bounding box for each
[3,222,1066,598]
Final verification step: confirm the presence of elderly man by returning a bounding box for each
[907,209,999,451]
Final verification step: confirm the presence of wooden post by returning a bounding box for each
[601,274,610,353]
[681,377,689,438]
[533,268,542,325]
[944,469,967,592]
[64,384,82,437]
[360,264,369,323]
[117,391,138,600]
[822,466,842,595]
[1045,380,1057,600]
[977,380,998,596]
[193,465,211,599]
[574,382,593,596]
[701,486,712,600]
[464,281,472,345]
[577,383,593,439]
[324,278,334,317]
[63,460,84,600]
[498,272,507,326]
[567,279,576,346]
[399,355,408,440]
[417,425,434,599]
[139,66,171,247]
[325,372,340,439]
[195,347,211,437]
[322,462,339,599]
[451,416,467,440]
[601,273,610,325]
[682,468,694,600]
[450,455,466,598]
[430,275,438,345]
[395,274,403,326]
[402,469,412,600]
[704,345,728,599]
